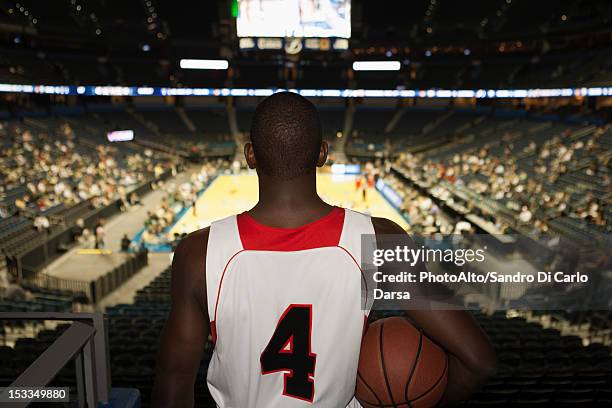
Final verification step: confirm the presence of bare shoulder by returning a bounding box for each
[371,216,407,236]
[171,227,210,310]
[173,227,210,266]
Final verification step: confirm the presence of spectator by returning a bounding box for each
[4,277,28,301]
[0,203,10,218]
[95,219,106,249]
[79,228,96,249]
[33,215,50,232]
[519,206,533,224]
[72,218,85,241]
[129,192,141,206]
[121,234,132,252]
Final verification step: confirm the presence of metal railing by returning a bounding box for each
[90,249,148,303]
[27,273,91,297]
[0,313,111,407]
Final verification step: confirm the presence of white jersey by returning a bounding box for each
[206,207,374,408]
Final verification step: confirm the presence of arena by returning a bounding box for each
[0,1,611,407]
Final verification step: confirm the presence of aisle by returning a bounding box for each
[44,169,193,280]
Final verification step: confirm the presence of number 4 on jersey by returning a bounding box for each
[260,304,317,402]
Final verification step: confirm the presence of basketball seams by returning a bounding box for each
[356,317,447,408]
[379,321,398,408]
[408,354,448,404]
[357,370,384,406]
[403,327,423,406]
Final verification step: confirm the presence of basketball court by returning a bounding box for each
[168,171,409,237]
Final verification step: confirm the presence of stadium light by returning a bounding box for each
[179,59,229,70]
[352,61,401,71]
[1,83,611,99]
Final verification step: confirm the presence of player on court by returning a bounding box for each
[153,92,495,407]
[366,173,375,190]
[355,176,362,192]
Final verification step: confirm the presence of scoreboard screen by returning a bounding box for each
[236,0,351,39]
[107,130,134,142]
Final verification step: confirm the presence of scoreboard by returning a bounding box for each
[238,36,349,52]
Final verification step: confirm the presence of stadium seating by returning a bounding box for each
[1,117,170,210]
[2,268,611,407]
[375,310,612,407]
[346,106,611,249]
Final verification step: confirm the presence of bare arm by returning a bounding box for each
[152,228,210,408]
[372,217,496,404]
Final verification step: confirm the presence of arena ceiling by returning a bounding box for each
[0,0,610,53]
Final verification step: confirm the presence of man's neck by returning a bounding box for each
[248,171,333,228]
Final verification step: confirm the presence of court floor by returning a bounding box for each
[168,171,409,238]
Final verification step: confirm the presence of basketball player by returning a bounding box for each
[153,92,496,407]
[366,173,375,190]
[362,177,367,202]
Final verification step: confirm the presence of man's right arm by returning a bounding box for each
[152,228,210,408]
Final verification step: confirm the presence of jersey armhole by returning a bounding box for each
[206,216,244,327]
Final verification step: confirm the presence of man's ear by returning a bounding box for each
[244,142,257,169]
[316,141,328,167]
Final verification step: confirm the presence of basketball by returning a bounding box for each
[356,317,448,408]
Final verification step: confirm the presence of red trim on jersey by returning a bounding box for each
[237,207,345,251]
[210,321,217,344]
[213,249,247,324]
[280,335,294,354]
[336,245,370,307]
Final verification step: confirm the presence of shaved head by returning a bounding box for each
[249,92,323,180]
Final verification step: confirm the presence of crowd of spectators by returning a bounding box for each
[0,122,174,222]
[393,124,611,237]
[383,173,457,236]
[69,217,107,250]
[139,161,227,248]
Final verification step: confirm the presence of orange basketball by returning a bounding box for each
[356,317,448,408]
